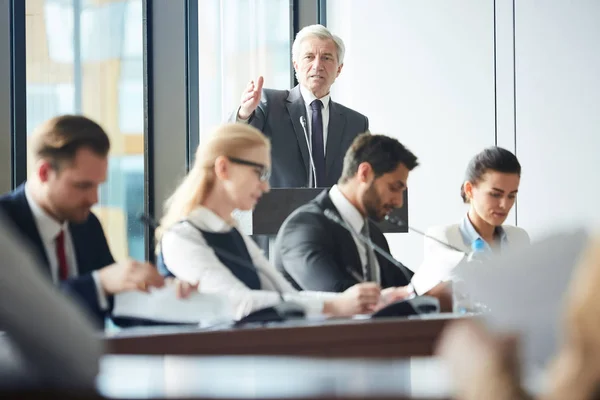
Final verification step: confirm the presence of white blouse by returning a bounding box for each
[161,207,336,320]
[411,222,531,295]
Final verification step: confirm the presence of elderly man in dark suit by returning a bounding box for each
[0,115,193,326]
[232,24,369,188]
[274,134,418,299]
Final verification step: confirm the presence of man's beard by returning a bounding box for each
[362,182,388,222]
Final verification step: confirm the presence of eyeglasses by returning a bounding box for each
[227,157,271,182]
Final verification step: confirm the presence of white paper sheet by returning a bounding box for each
[113,286,234,326]
[454,228,589,370]
[411,246,466,295]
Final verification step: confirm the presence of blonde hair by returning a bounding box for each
[155,123,270,247]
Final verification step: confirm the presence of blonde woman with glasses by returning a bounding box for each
[155,123,381,320]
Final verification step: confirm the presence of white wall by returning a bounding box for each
[515,1,600,237]
[328,0,497,270]
[328,0,600,270]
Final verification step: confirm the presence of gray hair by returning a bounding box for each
[292,24,345,65]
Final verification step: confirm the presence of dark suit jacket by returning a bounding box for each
[230,85,369,188]
[274,190,413,292]
[0,184,115,325]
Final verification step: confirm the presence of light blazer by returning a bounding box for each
[412,223,531,294]
[229,85,369,188]
[0,184,115,325]
[274,190,412,292]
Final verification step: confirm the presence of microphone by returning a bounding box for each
[384,214,467,255]
[323,209,414,287]
[299,116,318,188]
[138,214,306,325]
[323,209,440,317]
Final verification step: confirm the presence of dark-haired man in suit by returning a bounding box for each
[0,115,194,326]
[274,133,418,300]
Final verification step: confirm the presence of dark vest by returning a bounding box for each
[158,222,261,290]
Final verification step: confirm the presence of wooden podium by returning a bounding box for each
[248,187,409,235]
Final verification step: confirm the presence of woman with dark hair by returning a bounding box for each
[411,147,530,295]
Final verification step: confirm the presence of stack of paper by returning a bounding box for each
[113,286,234,326]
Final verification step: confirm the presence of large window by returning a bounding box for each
[198,0,292,137]
[26,0,145,261]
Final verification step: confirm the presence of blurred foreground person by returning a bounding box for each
[437,236,600,400]
[0,213,102,389]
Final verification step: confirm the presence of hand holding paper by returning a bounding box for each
[113,284,233,325]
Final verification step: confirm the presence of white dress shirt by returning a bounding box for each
[24,184,108,309]
[299,84,331,155]
[161,207,337,320]
[0,214,102,388]
[328,185,381,281]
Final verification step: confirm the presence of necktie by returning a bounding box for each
[310,99,326,186]
[55,230,69,281]
[360,221,380,284]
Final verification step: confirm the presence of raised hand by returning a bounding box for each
[238,76,264,120]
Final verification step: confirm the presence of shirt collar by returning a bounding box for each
[187,207,237,233]
[300,84,331,111]
[24,182,68,244]
[459,214,507,251]
[328,185,365,234]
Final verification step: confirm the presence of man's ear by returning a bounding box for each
[214,156,229,180]
[37,160,54,183]
[336,63,344,78]
[356,162,373,184]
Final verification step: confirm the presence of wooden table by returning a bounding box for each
[105,314,461,358]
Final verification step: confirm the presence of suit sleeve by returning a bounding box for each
[277,211,359,292]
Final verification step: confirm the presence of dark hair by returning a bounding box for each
[30,115,110,170]
[338,133,419,184]
[461,146,521,203]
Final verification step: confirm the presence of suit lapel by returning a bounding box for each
[285,86,310,182]
[69,224,89,274]
[12,185,51,276]
[325,101,346,176]
[317,191,364,282]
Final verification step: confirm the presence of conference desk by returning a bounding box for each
[106,314,464,358]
